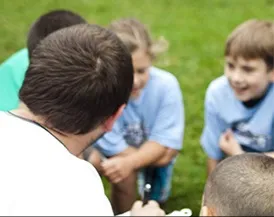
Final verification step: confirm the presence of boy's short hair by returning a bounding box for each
[225,19,274,70]
[204,153,274,216]
[20,24,133,134]
[27,9,86,58]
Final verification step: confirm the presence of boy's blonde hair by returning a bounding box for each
[108,18,168,59]
[204,153,274,216]
[225,19,274,70]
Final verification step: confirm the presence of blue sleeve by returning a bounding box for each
[200,90,226,160]
[94,119,128,157]
[148,80,184,150]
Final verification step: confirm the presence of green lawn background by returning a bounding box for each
[1,0,274,215]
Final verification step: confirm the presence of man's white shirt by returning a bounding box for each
[0,112,113,216]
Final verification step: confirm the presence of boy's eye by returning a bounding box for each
[227,62,235,70]
[242,66,255,73]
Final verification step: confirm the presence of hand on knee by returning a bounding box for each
[101,156,136,183]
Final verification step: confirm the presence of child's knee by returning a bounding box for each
[112,171,137,193]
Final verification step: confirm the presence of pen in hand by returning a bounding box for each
[143,183,151,206]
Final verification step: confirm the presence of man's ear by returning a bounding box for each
[103,104,126,131]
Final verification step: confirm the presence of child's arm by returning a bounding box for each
[101,141,167,183]
[201,85,227,171]
[153,148,178,166]
[207,158,220,175]
[126,143,179,168]
[100,143,177,183]
[121,141,169,169]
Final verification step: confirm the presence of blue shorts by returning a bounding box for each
[137,159,175,203]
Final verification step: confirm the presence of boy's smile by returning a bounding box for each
[225,56,274,102]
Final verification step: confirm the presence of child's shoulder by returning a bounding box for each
[207,75,229,93]
[0,48,29,74]
[206,75,231,100]
[149,66,179,88]
[1,48,28,65]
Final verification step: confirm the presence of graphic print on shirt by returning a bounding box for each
[231,120,272,152]
[123,120,147,147]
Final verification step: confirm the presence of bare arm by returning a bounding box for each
[117,143,178,167]
[101,143,178,183]
[207,157,219,176]
[153,148,179,166]
[124,141,167,170]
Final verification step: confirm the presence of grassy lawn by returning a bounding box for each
[1,0,274,215]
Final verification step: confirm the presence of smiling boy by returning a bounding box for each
[201,19,274,175]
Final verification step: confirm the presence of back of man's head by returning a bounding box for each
[20,24,133,134]
[27,9,86,58]
[203,153,274,216]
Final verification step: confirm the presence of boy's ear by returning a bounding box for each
[200,206,216,216]
[103,104,125,131]
[269,69,274,82]
[200,206,208,216]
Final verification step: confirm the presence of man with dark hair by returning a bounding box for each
[0,24,165,216]
[201,153,274,216]
[0,9,86,111]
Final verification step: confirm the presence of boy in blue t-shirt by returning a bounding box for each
[86,18,184,214]
[0,10,86,111]
[201,19,274,175]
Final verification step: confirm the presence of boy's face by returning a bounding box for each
[130,49,151,99]
[225,56,274,102]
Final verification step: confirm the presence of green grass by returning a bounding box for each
[1,0,274,215]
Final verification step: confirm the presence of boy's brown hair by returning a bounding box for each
[225,19,274,70]
[204,153,274,216]
[108,18,168,59]
[20,24,133,134]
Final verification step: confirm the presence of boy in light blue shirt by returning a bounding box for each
[86,18,184,214]
[201,19,274,175]
[0,10,86,111]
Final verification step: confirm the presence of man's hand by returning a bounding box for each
[130,200,165,216]
[219,129,245,156]
[101,156,135,183]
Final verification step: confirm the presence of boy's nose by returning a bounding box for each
[231,70,244,84]
[133,76,140,87]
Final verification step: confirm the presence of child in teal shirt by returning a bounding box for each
[0,10,86,111]
[0,49,28,111]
